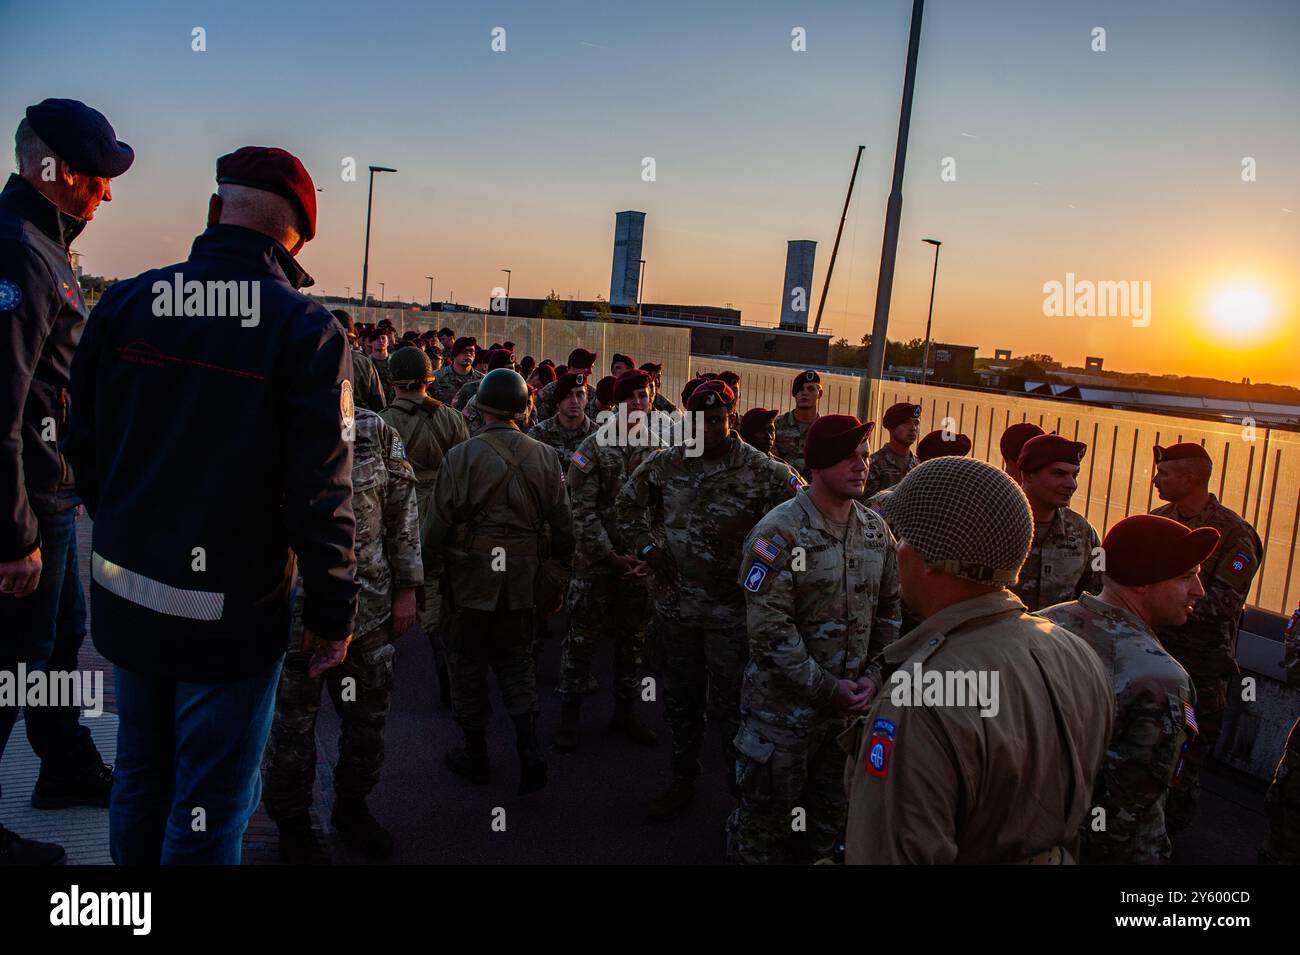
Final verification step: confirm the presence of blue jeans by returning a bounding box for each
[109,656,284,865]
[0,506,96,801]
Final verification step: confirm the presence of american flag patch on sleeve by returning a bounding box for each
[571,450,592,472]
[752,537,780,563]
[1184,702,1198,734]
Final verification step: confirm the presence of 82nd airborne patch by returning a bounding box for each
[865,717,896,779]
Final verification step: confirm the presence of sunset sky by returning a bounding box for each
[2,0,1296,383]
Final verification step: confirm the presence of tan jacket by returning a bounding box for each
[843,589,1112,864]
[426,423,574,611]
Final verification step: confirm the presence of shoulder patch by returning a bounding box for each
[865,718,896,778]
[0,278,22,312]
[571,449,593,473]
[742,562,769,593]
[751,536,781,564]
[1228,551,1253,576]
[340,379,355,429]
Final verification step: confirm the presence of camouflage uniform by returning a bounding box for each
[430,364,481,405]
[527,413,595,480]
[560,432,658,704]
[773,409,817,478]
[1151,494,1262,830]
[727,491,901,864]
[380,396,469,674]
[350,348,386,412]
[1011,506,1102,612]
[863,445,917,499]
[1261,602,1300,864]
[371,355,396,405]
[1040,593,1197,864]
[262,410,422,820]
[616,435,800,784]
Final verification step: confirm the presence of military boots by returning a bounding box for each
[609,700,657,746]
[332,797,394,860]
[513,713,548,795]
[554,696,582,752]
[447,728,491,784]
[647,778,695,822]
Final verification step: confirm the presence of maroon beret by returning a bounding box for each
[1102,515,1221,586]
[567,348,598,369]
[687,380,735,412]
[611,353,635,369]
[1000,422,1045,464]
[216,146,317,241]
[1018,434,1087,474]
[740,407,780,434]
[639,361,663,375]
[595,375,617,406]
[539,358,555,368]
[681,376,708,406]
[917,429,972,462]
[1154,442,1212,465]
[451,336,476,358]
[613,369,651,404]
[717,371,741,390]
[805,415,874,471]
[555,370,589,402]
[883,402,922,431]
[532,363,556,387]
[488,349,515,371]
[791,369,821,396]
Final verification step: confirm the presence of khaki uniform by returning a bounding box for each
[1011,506,1102,612]
[350,348,386,412]
[380,395,469,661]
[430,364,481,405]
[864,445,917,499]
[616,435,799,782]
[1262,603,1300,864]
[263,410,422,819]
[843,590,1112,864]
[728,491,902,864]
[773,409,817,478]
[1040,594,1197,864]
[1152,494,1262,829]
[560,432,658,702]
[426,423,574,729]
[527,413,595,480]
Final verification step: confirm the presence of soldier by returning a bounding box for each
[527,370,595,477]
[528,363,556,391]
[1039,515,1218,864]
[739,407,780,457]
[642,362,680,420]
[1261,600,1300,864]
[369,334,395,405]
[0,97,131,865]
[1010,433,1102,611]
[1000,422,1045,484]
[863,402,921,498]
[617,381,800,820]
[426,369,575,794]
[332,309,385,412]
[728,415,901,864]
[843,457,1113,863]
[436,327,455,354]
[1150,442,1263,833]
[916,429,971,461]
[533,347,597,422]
[774,370,822,478]
[430,336,481,404]
[380,347,469,705]
[610,353,635,377]
[455,348,516,437]
[555,370,659,751]
[263,409,421,863]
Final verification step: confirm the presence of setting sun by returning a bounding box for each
[1207,284,1275,340]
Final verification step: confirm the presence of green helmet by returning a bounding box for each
[476,368,530,417]
[389,346,434,386]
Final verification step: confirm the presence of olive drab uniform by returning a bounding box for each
[842,590,1113,864]
[773,409,816,478]
[1261,601,1300,864]
[380,395,469,674]
[1151,494,1262,831]
[430,364,481,405]
[1040,594,1197,864]
[426,423,575,730]
[616,435,800,784]
[560,432,656,705]
[728,491,902,865]
[371,355,395,405]
[864,445,917,499]
[1012,506,1102,612]
[527,413,595,479]
[350,348,386,412]
[262,410,422,820]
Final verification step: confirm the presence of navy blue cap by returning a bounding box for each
[25,98,134,178]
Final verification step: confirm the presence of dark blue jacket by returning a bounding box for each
[0,175,87,561]
[66,224,358,682]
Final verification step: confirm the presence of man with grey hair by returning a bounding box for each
[0,98,133,866]
[842,456,1113,864]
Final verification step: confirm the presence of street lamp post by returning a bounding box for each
[360,164,397,308]
[378,282,385,305]
[638,259,646,322]
[501,269,511,318]
[426,275,434,309]
[920,238,942,383]
[344,286,351,304]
